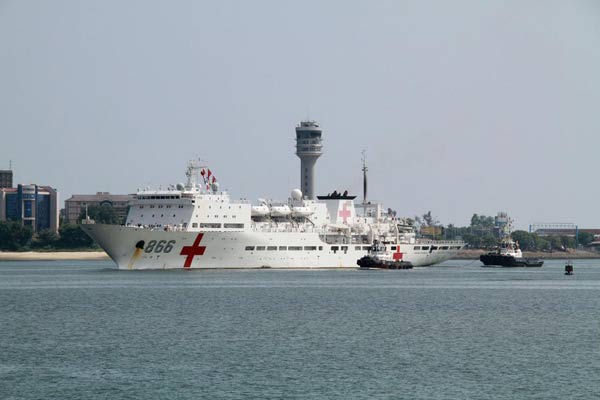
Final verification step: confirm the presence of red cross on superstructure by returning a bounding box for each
[180,233,206,269]
[393,245,403,261]
[338,201,351,223]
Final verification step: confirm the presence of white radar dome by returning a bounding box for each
[176,183,185,190]
[291,189,303,200]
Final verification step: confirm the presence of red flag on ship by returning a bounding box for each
[212,176,216,183]
[200,169,206,176]
[207,169,212,179]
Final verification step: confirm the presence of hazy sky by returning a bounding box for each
[1,0,599,229]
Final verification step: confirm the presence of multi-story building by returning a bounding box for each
[64,192,134,224]
[0,170,13,188]
[0,184,59,232]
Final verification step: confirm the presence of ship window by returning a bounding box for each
[318,246,323,251]
[341,246,348,251]
[362,246,371,251]
[256,246,265,251]
[304,246,317,251]
[140,205,144,209]
[421,246,429,250]
[279,246,287,250]
[183,222,187,228]
[152,214,155,217]
[245,246,255,251]
[289,246,302,251]
[331,246,339,251]
[390,246,397,250]
[431,246,438,250]
[267,246,277,251]
[454,246,462,250]
[414,246,421,250]
[200,223,222,228]
[224,223,244,229]
[160,214,164,217]
[173,214,176,217]
[192,223,198,228]
[355,246,361,250]
[441,246,449,250]
[140,214,143,217]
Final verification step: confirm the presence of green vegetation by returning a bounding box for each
[0,221,34,251]
[440,213,588,251]
[79,204,122,224]
[0,221,96,251]
[0,203,121,251]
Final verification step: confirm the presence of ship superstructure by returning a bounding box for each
[82,121,464,269]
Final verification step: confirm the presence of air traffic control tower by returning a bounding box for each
[295,120,323,200]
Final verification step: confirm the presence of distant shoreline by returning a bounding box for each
[0,251,110,261]
[455,249,600,260]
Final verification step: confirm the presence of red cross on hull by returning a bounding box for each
[393,245,403,261]
[180,233,206,268]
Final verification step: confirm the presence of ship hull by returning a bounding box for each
[81,224,462,270]
[480,254,543,267]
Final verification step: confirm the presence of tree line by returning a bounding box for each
[0,204,121,251]
[419,211,595,251]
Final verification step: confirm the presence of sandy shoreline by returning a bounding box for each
[0,251,110,261]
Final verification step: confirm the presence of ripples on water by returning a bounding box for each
[1,260,600,399]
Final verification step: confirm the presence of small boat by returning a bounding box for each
[357,240,413,269]
[291,206,313,217]
[250,204,270,217]
[270,205,291,217]
[480,238,543,267]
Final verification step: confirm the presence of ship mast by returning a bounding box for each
[361,150,368,205]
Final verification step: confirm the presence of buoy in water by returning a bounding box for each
[565,260,574,275]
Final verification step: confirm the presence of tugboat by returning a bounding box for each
[480,238,543,267]
[357,241,413,269]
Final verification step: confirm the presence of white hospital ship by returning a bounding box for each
[81,121,463,269]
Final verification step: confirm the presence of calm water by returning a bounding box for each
[1,259,600,399]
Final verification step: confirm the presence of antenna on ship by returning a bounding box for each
[361,150,368,205]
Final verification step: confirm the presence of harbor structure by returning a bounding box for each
[64,193,134,224]
[0,184,59,232]
[295,120,323,200]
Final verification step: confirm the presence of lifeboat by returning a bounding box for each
[270,205,291,217]
[291,206,313,217]
[250,205,270,217]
